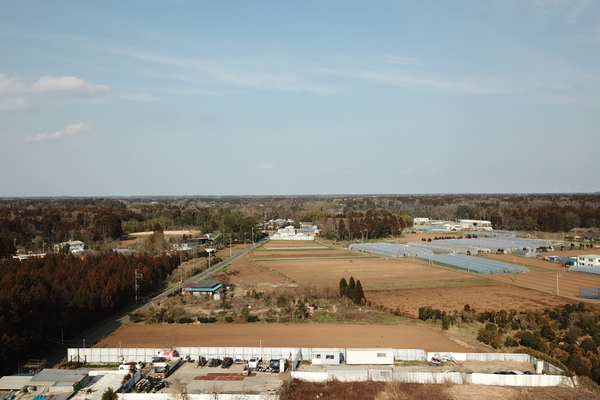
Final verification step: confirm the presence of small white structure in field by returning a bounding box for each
[311,349,343,365]
[345,348,394,365]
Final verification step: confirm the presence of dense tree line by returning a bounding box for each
[0,253,179,376]
[2,194,598,257]
[419,303,600,385]
[320,212,408,241]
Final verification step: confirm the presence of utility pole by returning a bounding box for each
[135,269,143,303]
[229,236,232,258]
[556,273,562,296]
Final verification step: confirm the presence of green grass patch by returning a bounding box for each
[315,313,337,323]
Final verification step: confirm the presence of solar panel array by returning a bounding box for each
[417,253,530,274]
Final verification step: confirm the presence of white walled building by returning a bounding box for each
[269,225,315,241]
[54,240,85,255]
[577,254,600,267]
[346,348,394,365]
[459,219,493,231]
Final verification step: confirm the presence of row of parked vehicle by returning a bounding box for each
[135,376,169,393]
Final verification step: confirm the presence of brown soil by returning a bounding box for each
[368,283,569,318]
[260,258,476,287]
[95,323,471,352]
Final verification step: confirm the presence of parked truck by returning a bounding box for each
[152,350,182,379]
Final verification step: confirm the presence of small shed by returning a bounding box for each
[29,369,90,392]
[311,348,343,365]
[346,348,394,365]
[182,278,224,300]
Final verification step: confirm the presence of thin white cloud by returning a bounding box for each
[0,97,32,113]
[0,73,109,113]
[254,163,275,170]
[106,47,339,95]
[0,74,27,94]
[357,70,519,95]
[25,123,91,143]
[31,76,109,97]
[0,73,109,97]
[383,55,422,66]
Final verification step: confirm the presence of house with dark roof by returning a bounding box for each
[182,278,224,300]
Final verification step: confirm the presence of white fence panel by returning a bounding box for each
[120,394,278,400]
[394,372,465,384]
[468,373,573,387]
[394,349,427,361]
[328,369,368,382]
[290,371,328,382]
[369,368,394,381]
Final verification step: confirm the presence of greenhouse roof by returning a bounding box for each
[349,243,432,258]
[417,253,530,274]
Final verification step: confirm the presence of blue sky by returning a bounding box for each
[1,1,599,197]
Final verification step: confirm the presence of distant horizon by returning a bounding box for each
[1,191,599,200]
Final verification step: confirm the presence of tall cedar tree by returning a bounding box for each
[354,280,366,305]
[339,278,348,297]
[345,277,356,300]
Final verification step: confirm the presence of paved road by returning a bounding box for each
[47,240,264,366]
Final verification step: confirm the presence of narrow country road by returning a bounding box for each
[47,240,264,366]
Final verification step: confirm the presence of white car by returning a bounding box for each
[119,361,143,371]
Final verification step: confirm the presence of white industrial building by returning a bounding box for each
[311,349,343,365]
[458,219,493,231]
[54,240,86,255]
[577,254,600,267]
[345,348,394,365]
[269,226,315,241]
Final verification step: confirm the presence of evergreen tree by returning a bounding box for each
[339,278,348,297]
[354,280,366,305]
[101,388,117,400]
[345,276,356,300]
[337,219,346,240]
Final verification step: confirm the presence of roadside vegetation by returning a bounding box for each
[128,280,390,325]
[418,302,600,386]
[279,379,600,400]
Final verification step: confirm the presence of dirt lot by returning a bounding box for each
[95,323,471,352]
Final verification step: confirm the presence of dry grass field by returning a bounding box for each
[225,240,576,316]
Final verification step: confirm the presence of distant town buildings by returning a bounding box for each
[413,218,493,232]
[269,225,319,240]
[54,240,86,255]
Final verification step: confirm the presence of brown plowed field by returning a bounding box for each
[260,258,478,288]
[368,283,569,318]
[492,271,600,300]
[480,253,600,300]
[254,250,368,259]
[94,323,471,352]
[262,241,330,248]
